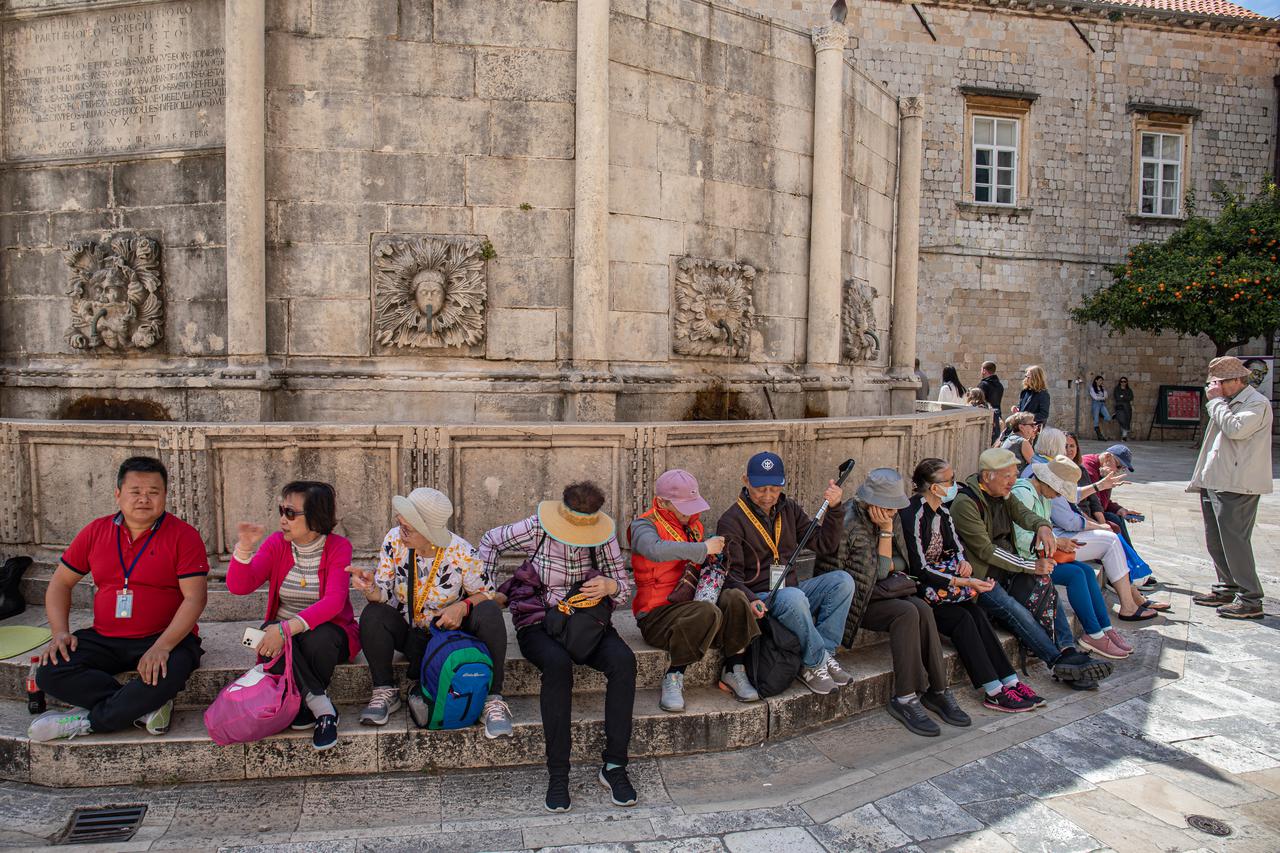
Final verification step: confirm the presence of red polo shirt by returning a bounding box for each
[60,512,210,639]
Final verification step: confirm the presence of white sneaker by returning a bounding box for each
[134,700,173,735]
[800,661,837,695]
[28,708,91,742]
[824,652,853,686]
[482,694,513,738]
[659,672,685,713]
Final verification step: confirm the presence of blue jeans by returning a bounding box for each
[976,581,1069,666]
[1091,400,1111,427]
[758,573,855,668]
[1052,561,1111,635]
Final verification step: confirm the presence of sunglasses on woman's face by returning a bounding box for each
[278,505,306,521]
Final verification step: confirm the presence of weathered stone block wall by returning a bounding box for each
[0,408,992,561]
[737,0,1276,430]
[0,0,228,420]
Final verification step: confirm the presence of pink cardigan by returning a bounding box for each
[226,532,361,660]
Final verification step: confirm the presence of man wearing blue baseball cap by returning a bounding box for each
[716,451,853,695]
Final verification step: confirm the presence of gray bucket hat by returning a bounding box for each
[855,468,910,510]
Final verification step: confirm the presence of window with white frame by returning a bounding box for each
[972,116,1019,206]
[1139,131,1183,217]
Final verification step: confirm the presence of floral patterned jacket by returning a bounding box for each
[374,526,494,628]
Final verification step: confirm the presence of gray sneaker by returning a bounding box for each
[718,665,760,702]
[800,661,836,695]
[28,708,91,743]
[407,688,430,729]
[823,651,853,686]
[134,700,173,735]
[482,694,513,738]
[659,672,685,712]
[359,686,402,726]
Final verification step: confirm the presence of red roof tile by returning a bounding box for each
[1097,0,1269,20]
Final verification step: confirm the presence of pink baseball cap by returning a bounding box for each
[655,469,711,515]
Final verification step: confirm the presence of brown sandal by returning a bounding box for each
[1141,598,1171,612]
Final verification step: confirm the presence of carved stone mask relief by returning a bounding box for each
[64,234,163,352]
[373,235,487,349]
[841,277,880,363]
[672,257,756,359]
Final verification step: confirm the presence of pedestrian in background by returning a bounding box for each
[1189,357,1273,620]
[1014,365,1051,425]
[1112,377,1134,440]
[937,366,966,405]
[1089,376,1112,440]
[979,362,1005,443]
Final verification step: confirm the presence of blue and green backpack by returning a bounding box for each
[418,627,493,730]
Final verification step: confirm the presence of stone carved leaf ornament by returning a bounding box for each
[841,278,880,362]
[672,257,756,359]
[374,236,487,349]
[64,234,164,351]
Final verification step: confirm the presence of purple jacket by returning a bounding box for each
[498,560,548,629]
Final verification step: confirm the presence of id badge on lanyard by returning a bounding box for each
[769,563,786,589]
[115,513,164,619]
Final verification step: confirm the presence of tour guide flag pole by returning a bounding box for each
[766,458,856,607]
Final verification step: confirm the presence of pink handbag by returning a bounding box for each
[204,623,301,745]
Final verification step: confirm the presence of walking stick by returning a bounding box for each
[765,458,856,607]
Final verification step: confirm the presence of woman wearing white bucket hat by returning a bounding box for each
[347,487,512,738]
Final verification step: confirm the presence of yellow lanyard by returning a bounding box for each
[736,498,783,563]
[408,546,446,625]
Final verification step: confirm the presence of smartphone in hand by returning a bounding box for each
[242,627,266,649]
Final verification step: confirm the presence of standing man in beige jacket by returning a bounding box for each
[1189,356,1274,620]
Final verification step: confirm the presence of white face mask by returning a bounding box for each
[933,482,958,503]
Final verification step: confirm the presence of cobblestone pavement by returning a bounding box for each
[2,441,1278,853]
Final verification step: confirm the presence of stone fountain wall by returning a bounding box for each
[0,0,915,424]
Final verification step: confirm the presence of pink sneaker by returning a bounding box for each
[1079,633,1129,660]
[1010,681,1046,708]
[1104,629,1133,653]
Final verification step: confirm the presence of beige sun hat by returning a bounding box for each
[1030,455,1081,498]
[392,487,453,548]
[537,500,616,548]
[1206,356,1251,381]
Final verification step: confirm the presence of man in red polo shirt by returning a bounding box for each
[28,456,209,741]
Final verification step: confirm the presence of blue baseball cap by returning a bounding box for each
[746,451,786,487]
[1105,444,1134,472]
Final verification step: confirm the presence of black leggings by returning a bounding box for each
[931,600,1015,689]
[265,621,349,697]
[359,599,507,694]
[518,622,635,778]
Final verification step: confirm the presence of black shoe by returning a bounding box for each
[1066,676,1099,691]
[545,777,571,813]
[1140,576,1158,589]
[290,707,316,730]
[921,689,972,727]
[598,765,637,807]
[887,697,941,737]
[1052,651,1113,683]
[312,714,338,751]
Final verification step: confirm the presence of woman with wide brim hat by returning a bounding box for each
[478,482,637,814]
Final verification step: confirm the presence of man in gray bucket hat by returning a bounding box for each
[815,468,971,737]
[1190,356,1273,619]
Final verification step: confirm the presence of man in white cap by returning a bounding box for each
[629,469,761,713]
[348,487,512,736]
[1190,356,1273,619]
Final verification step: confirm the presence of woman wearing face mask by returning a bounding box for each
[228,481,360,751]
[900,459,1043,714]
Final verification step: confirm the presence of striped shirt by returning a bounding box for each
[277,535,326,627]
[478,514,631,607]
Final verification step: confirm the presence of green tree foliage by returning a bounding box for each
[1072,185,1280,356]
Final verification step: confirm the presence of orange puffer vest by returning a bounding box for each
[628,503,704,617]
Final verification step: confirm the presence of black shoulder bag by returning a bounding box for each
[543,547,614,664]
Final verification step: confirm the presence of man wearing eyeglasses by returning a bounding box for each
[29,456,210,742]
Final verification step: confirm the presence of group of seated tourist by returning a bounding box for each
[28,445,1165,811]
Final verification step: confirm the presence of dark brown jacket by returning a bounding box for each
[717,488,844,596]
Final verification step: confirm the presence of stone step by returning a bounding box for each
[0,633,1021,788]
[0,605,890,707]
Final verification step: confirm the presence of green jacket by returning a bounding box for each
[1009,478,1052,558]
[949,474,1051,582]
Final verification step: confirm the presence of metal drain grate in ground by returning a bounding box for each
[56,805,147,845]
[1186,814,1232,837]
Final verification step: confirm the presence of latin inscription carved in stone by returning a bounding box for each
[2,0,225,162]
[672,257,756,359]
[373,235,488,349]
[65,234,164,352]
[841,277,880,363]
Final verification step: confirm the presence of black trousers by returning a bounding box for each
[359,599,508,694]
[265,621,349,697]
[932,600,1015,688]
[860,596,948,697]
[36,628,202,732]
[518,621,635,777]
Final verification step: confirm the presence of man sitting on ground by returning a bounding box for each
[30,456,209,741]
[950,448,1113,689]
[717,452,854,695]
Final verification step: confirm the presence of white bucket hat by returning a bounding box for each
[392,487,453,548]
[1030,455,1081,499]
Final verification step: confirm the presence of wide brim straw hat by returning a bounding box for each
[537,500,616,547]
[391,487,453,548]
[1030,455,1081,498]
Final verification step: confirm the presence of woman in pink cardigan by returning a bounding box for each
[228,481,359,751]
